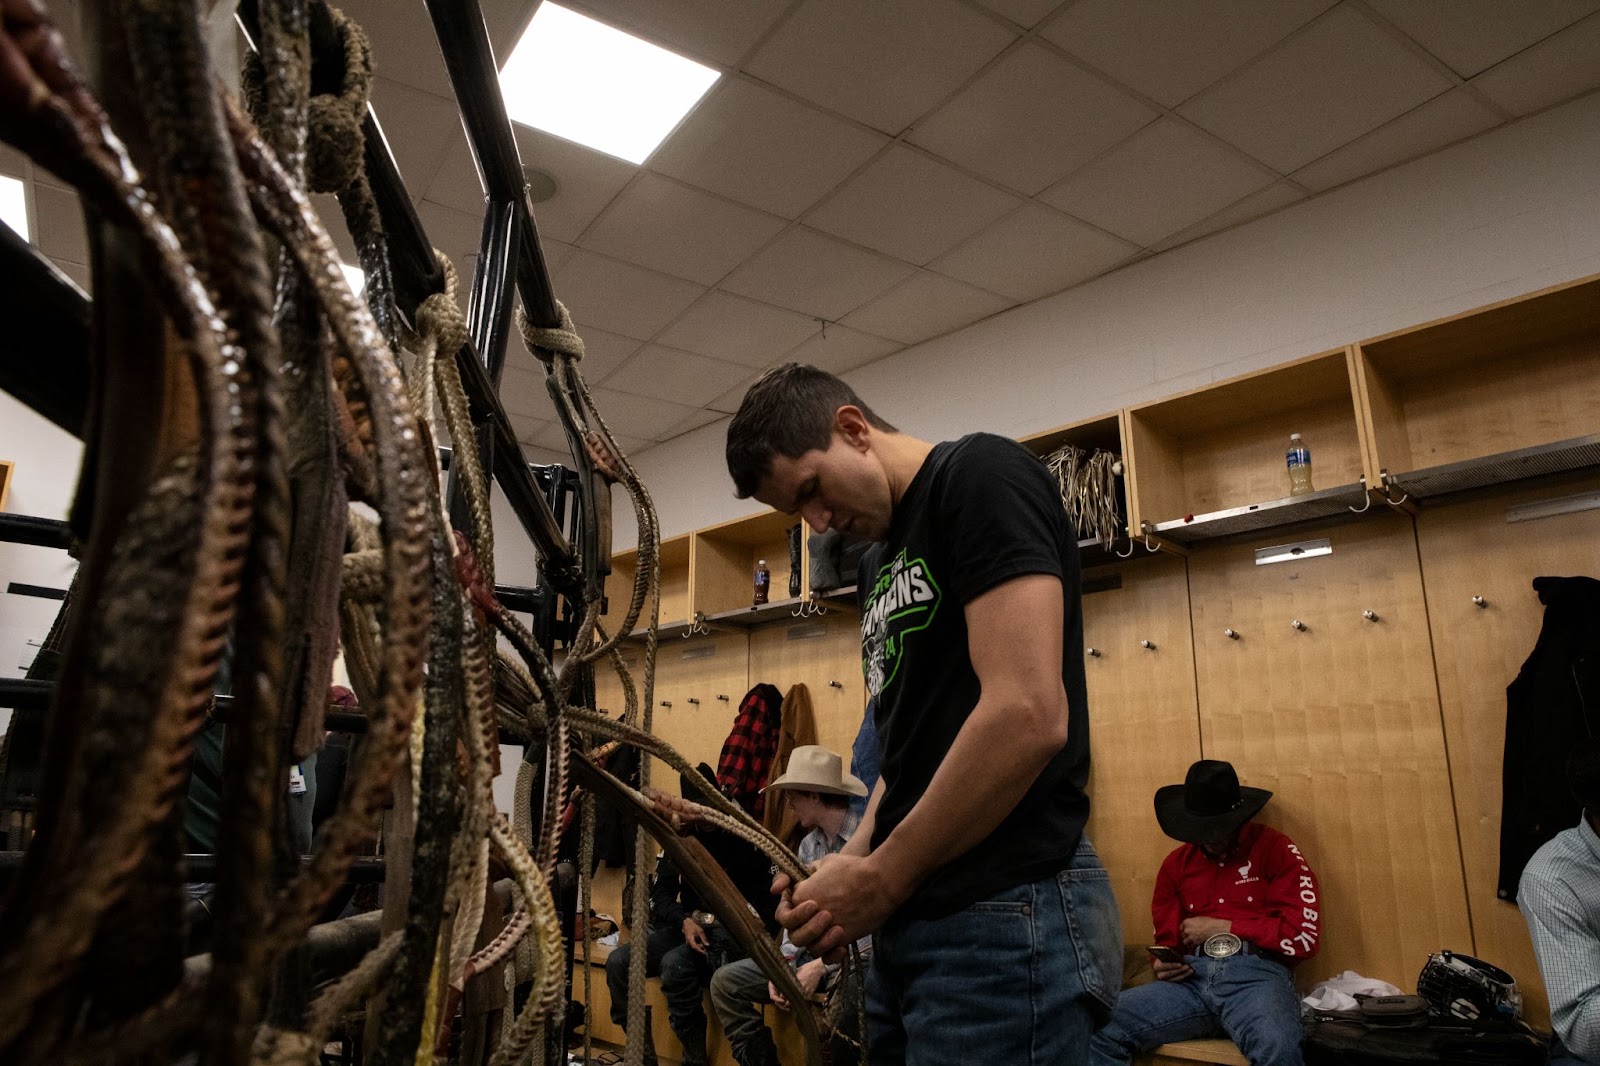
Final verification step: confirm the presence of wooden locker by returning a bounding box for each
[1413,472,1600,1027]
[747,611,866,766]
[1080,555,1205,946]
[1187,513,1472,988]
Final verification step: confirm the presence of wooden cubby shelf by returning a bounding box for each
[704,596,805,627]
[1356,274,1600,503]
[605,533,692,638]
[1145,481,1370,545]
[1019,412,1141,563]
[695,509,803,618]
[1126,348,1371,543]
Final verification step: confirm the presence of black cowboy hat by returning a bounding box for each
[679,762,719,802]
[1154,760,1272,844]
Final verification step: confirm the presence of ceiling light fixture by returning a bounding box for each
[0,175,30,242]
[499,2,719,165]
[340,262,366,293]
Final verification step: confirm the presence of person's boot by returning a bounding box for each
[672,1022,709,1066]
[733,1032,778,1066]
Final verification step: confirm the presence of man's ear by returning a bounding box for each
[834,405,873,451]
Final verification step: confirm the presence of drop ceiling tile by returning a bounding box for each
[1291,87,1501,192]
[0,141,27,177]
[661,406,727,441]
[907,44,1156,195]
[720,227,915,320]
[1367,0,1600,78]
[932,204,1138,301]
[31,183,85,264]
[840,273,1015,345]
[340,0,452,98]
[539,238,577,274]
[1152,180,1308,251]
[709,372,763,415]
[1042,0,1337,108]
[786,326,901,375]
[578,173,786,284]
[585,386,700,440]
[424,128,639,244]
[514,125,643,243]
[972,0,1068,28]
[746,0,1016,134]
[1178,5,1455,173]
[1040,118,1277,246]
[568,323,648,382]
[807,146,1021,264]
[368,78,462,194]
[530,421,578,452]
[508,410,552,445]
[648,78,888,218]
[499,365,551,418]
[415,199,486,264]
[52,257,91,294]
[1470,12,1600,116]
[605,345,757,407]
[655,291,822,366]
[551,249,706,340]
[311,193,361,264]
[561,0,790,66]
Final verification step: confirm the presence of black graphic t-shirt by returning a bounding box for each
[857,432,1090,918]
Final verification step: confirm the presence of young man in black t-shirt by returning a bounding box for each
[725,363,1123,1064]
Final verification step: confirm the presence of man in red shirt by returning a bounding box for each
[1090,760,1320,1066]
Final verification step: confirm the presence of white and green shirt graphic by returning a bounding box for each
[861,549,942,699]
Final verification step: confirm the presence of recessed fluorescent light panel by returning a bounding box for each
[499,2,719,165]
[340,262,366,293]
[0,176,29,242]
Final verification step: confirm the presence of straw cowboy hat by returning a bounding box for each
[1154,760,1272,843]
[764,745,867,798]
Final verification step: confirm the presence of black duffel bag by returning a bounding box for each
[1304,995,1549,1065]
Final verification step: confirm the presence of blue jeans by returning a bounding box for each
[866,836,1123,1065]
[1089,954,1303,1066]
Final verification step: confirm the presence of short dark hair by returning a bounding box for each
[725,363,896,499]
[790,788,850,810]
[1571,739,1600,810]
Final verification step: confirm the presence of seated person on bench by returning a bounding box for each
[1519,740,1600,1066]
[1091,760,1321,1066]
[605,765,777,1066]
[709,745,869,1066]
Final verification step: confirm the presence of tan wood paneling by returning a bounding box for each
[1413,472,1600,1027]
[595,631,752,795]
[1177,398,1364,518]
[747,611,866,765]
[1187,513,1472,988]
[1081,555,1204,946]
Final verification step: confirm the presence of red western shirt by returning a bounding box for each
[1152,821,1322,962]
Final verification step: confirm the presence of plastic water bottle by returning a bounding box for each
[753,559,771,606]
[1286,434,1314,496]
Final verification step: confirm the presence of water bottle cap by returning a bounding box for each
[1290,433,1302,440]
[757,559,767,565]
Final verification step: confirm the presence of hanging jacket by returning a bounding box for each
[717,682,783,821]
[762,683,820,844]
[1499,575,1600,902]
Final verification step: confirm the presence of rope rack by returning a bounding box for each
[0,2,859,1064]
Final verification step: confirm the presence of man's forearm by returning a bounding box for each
[870,691,1065,899]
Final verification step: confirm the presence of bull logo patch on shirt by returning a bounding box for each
[861,550,941,698]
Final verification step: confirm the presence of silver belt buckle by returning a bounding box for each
[1202,932,1243,959]
[692,909,717,927]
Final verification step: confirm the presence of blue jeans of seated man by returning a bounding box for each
[1551,1033,1599,1065]
[866,836,1123,1066]
[1089,954,1304,1066]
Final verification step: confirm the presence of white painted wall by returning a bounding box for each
[614,90,1600,549]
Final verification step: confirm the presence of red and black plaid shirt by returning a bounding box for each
[717,683,783,820]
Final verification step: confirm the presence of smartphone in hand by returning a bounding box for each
[1147,945,1186,965]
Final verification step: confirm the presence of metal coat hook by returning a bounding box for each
[686,697,701,705]
[828,680,843,689]
[1141,522,1158,552]
[716,694,730,702]
[659,700,672,708]
[1086,647,1102,658]
[1380,471,1410,508]
[1348,475,1373,513]
[1472,595,1488,609]
[1362,609,1379,622]
[684,612,711,637]
[1290,619,1307,632]
[1140,639,1157,650]
[1224,628,1240,640]
[1113,539,1136,559]
[792,601,808,618]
